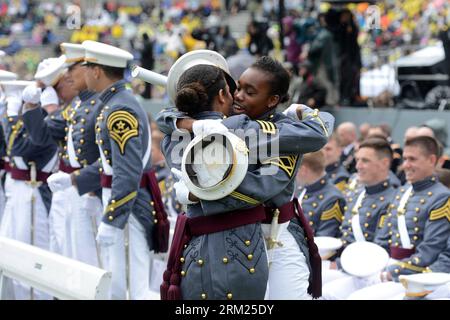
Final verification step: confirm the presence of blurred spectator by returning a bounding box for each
[307,12,340,106]
[294,60,327,108]
[247,20,274,56]
[140,32,154,99]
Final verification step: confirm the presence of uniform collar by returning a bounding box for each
[193,111,224,120]
[255,109,277,121]
[78,90,96,102]
[365,179,390,195]
[411,175,438,192]
[325,162,339,173]
[99,79,128,104]
[305,175,327,192]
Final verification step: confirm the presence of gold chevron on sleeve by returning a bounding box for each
[105,191,138,213]
[256,120,276,134]
[320,201,343,222]
[334,180,347,191]
[378,215,386,228]
[395,261,427,273]
[230,191,260,205]
[107,110,139,155]
[429,198,450,222]
[262,155,298,178]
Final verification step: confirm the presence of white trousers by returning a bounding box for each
[0,178,50,300]
[264,224,311,300]
[101,188,153,300]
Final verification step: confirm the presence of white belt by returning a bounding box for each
[67,124,81,168]
[397,186,413,249]
[351,190,366,242]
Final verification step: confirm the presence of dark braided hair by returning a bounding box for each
[251,56,290,104]
[175,64,227,117]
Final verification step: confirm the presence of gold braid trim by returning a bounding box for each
[105,191,138,213]
[230,191,260,205]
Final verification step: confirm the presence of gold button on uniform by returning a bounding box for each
[222,257,228,264]
[245,240,251,246]
[180,257,185,263]
[197,259,204,266]
[247,254,253,261]
[181,271,186,277]
[201,293,207,300]
[227,293,233,300]
[249,268,255,274]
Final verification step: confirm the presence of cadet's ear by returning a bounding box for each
[268,95,280,109]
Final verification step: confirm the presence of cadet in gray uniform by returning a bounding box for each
[323,133,349,192]
[158,58,334,299]
[83,40,168,300]
[321,138,398,299]
[22,45,104,265]
[375,136,450,281]
[296,150,346,237]
[0,81,58,300]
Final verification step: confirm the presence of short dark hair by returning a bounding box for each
[359,137,393,161]
[404,136,439,158]
[251,56,290,104]
[175,64,227,117]
[85,63,124,80]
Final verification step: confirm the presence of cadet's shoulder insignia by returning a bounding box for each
[7,119,23,155]
[256,120,276,134]
[320,201,343,222]
[107,110,139,155]
[335,180,347,192]
[230,191,260,205]
[378,215,386,228]
[429,197,450,222]
[262,155,298,178]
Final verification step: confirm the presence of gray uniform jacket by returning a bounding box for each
[374,176,450,280]
[95,80,156,250]
[4,114,58,213]
[22,91,103,195]
[341,179,397,245]
[325,162,349,192]
[158,106,334,300]
[297,175,346,237]
[429,236,450,273]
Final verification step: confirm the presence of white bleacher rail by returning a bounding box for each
[0,236,111,300]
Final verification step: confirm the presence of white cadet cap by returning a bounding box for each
[0,80,36,97]
[167,50,237,104]
[181,132,249,201]
[0,70,18,81]
[60,43,85,66]
[399,273,450,298]
[82,40,134,68]
[314,236,343,260]
[34,55,67,86]
[341,241,389,277]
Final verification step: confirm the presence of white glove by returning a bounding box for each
[40,86,59,107]
[6,97,23,116]
[46,171,72,193]
[96,222,120,247]
[22,84,42,104]
[192,119,228,136]
[171,168,198,205]
[283,104,311,121]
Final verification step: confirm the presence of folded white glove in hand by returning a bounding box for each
[96,222,120,247]
[22,84,42,104]
[282,104,311,121]
[40,86,59,107]
[6,97,23,116]
[192,119,228,136]
[171,168,198,205]
[47,171,72,193]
